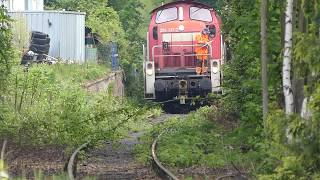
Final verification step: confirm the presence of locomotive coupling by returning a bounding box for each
[179,80,188,104]
[179,80,188,94]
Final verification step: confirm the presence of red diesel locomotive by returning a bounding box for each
[143,1,224,104]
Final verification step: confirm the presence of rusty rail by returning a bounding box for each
[151,132,179,180]
[67,142,89,180]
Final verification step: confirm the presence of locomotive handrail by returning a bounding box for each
[153,54,211,57]
[151,44,213,62]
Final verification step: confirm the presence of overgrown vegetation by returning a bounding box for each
[2,0,159,147]
[197,0,320,178]
[1,0,319,179]
[135,0,320,179]
[1,0,156,166]
[0,7,14,95]
[0,63,144,147]
[135,107,261,170]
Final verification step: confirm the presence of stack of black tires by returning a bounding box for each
[21,31,51,65]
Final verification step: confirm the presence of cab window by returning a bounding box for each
[156,7,178,23]
[190,7,212,22]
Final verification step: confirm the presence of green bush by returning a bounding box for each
[0,7,14,95]
[0,64,142,147]
[258,90,320,178]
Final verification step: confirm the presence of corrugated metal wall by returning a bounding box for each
[2,0,44,11]
[9,11,86,63]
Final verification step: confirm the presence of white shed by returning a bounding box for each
[1,0,44,11]
[9,11,86,63]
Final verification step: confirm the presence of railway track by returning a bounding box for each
[149,114,188,180]
[151,131,179,180]
[67,142,89,180]
[149,114,248,180]
[67,113,182,179]
[67,112,247,180]
[150,113,189,179]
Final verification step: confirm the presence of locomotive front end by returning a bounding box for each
[144,1,224,104]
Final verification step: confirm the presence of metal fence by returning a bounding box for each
[96,42,119,71]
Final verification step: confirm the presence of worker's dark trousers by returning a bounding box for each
[196,59,208,67]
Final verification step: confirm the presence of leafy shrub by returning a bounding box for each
[0,7,14,95]
[0,64,142,147]
[258,91,320,179]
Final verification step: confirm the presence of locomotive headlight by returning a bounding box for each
[211,61,219,74]
[146,69,153,76]
[146,63,154,76]
[178,25,185,32]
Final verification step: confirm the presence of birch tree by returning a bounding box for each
[261,0,269,120]
[283,0,294,115]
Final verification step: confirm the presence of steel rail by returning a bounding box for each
[68,113,180,179]
[0,140,7,161]
[0,140,9,179]
[67,142,89,180]
[151,132,179,180]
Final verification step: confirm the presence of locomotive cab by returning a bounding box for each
[144,1,224,104]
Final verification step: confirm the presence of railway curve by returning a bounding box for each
[151,131,179,180]
[67,113,182,179]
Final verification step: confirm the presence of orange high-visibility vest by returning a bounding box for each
[195,34,209,60]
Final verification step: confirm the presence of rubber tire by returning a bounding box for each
[21,54,33,65]
[36,54,46,60]
[30,44,50,54]
[31,31,49,39]
[31,37,50,45]
[30,47,49,54]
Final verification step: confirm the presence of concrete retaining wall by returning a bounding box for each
[85,71,124,97]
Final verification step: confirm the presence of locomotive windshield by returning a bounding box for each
[156,7,178,23]
[190,7,212,22]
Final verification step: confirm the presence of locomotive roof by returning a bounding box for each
[150,0,212,14]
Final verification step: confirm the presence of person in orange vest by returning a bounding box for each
[195,28,210,75]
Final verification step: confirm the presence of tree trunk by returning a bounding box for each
[261,0,269,120]
[301,97,312,119]
[283,0,294,115]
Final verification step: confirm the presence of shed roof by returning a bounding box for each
[9,10,86,15]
